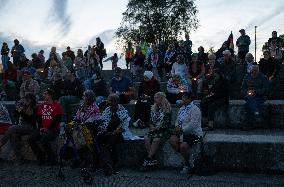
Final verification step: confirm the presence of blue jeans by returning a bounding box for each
[59,95,80,122]
[96,96,106,105]
[83,79,91,90]
[1,55,9,71]
[244,96,265,125]
[13,56,20,67]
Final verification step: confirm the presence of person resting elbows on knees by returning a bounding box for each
[170,92,203,174]
[99,94,134,173]
[28,88,63,166]
[0,93,37,163]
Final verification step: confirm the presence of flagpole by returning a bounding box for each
[255,26,257,63]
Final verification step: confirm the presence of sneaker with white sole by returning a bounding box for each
[143,158,157,167]
[180,166,189,174]
[132,119,140,128]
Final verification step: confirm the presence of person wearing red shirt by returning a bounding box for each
[28,88,63,165]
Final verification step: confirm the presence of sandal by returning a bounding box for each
[203,126,214,131]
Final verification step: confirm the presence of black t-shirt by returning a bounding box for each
[107,112,121,132]
[63,78,83,97]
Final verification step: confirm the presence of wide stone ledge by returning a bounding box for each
[2,100,284,129]
[0,130,283,173]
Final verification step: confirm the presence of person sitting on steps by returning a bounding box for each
[169,91,203,174]
[143,92,172,167]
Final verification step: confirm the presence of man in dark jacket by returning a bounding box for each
[110,67,134,104]
[217,50,236,84]
[11,39,25,67]
[95,37,105,69]
[201,69,229,131]
[133,71,160,127]
[89,72,109,104]
[59,70,83,122]
[259,51,281,89]
[66,46,76,62]
[241,65,269,130]
[236,29,251,63]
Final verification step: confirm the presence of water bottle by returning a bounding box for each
[59,122,65,138]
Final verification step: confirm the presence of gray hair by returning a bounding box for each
[222,50,231,56]
[83,90,96,103]
[107,94,120,104]
[208,53,216,60]
[245,53,254,63]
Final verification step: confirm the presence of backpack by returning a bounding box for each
[0,103,12,134]
[191,135,217,176]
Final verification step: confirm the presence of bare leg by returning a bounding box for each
[180,142,190,166]
[169,135,180,152]
[148,139,160,158]
[144,136,151,154]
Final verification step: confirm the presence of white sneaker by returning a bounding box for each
[132,119,140,128]
[180,166,189,174]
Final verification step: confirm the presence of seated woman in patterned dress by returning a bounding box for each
[74,90,101,125]
[143,92,172,167]
[100,94,134,173]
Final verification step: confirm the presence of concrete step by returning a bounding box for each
[1,129,283,173]
[203,129,284,173]
[3,100,284,129]
[123,100,284,129]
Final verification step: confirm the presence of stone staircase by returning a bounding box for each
[99,64,284,100]
[1,64,284,174]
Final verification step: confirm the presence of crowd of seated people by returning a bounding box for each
[0,29,283,176]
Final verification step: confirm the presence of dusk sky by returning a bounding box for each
[0,0,283,69]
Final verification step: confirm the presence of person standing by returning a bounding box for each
[11,39,25,67]
[131,47,145,80]
[183,33,193,65]
[74,49,87,80]
[236,29,251,64]
[103,53,119,70]
[65,46,76,62]
[96,37,106,69]
[1,42,10,71]
[146,45,164,81]
[125,42,134,69]
[37,50,45,64]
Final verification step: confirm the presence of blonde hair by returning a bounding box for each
[151,92,171,113]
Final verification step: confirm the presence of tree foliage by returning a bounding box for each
[115,0,199,46]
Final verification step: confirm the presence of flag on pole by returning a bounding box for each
[227,31,234,50]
